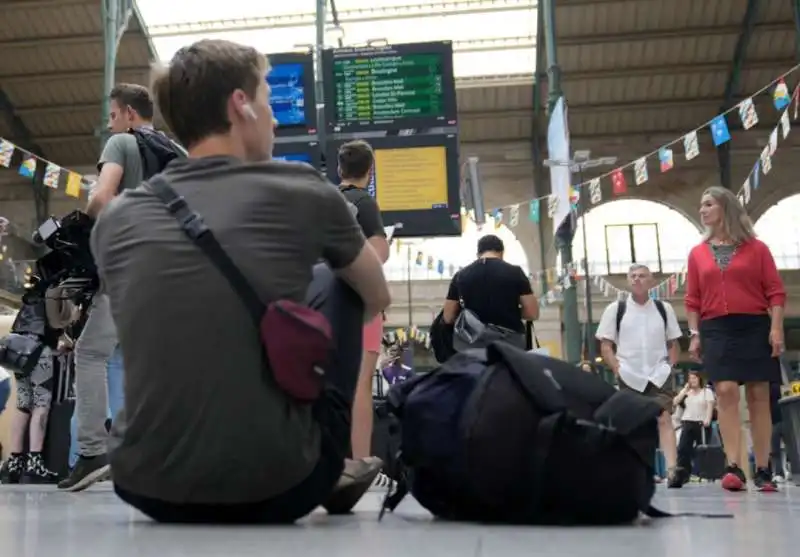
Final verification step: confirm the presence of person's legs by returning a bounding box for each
[676,421,699,472]
[351,315,382,459]
[745,381,777,491]
[59,294,117,491]
[25,350,59,483]
[714,380,747,491]
[304,264,382,512]
[106,345,125,421]
[770,421,785,479]
[68,346,122,469]
[114,389,350,523]
[2,375,32,484]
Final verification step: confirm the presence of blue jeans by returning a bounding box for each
[69,345,124,467]
[0,378,10,414]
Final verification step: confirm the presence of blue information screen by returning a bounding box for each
[274,153,312,163]
[268,63,306,127]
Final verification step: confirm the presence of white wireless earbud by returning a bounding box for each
[242,104,258,120]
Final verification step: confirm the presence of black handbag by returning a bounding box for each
[0,333,46,377]
[453,301,523,351]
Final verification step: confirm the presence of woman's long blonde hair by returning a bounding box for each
[701,186,757,243]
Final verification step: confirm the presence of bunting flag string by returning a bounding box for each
[461,64,800,227]
[0,136,90,199]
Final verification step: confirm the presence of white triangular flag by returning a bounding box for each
[780,111,791,139]
[509,204,520,227]
[760,146,772,175]
[547,194,558,218]
[742,178,751,205]
[634,157,648,185]
[683,131,700,160]
[769,129,778,156]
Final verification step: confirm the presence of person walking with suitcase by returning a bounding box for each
[673,371,717,485]
[596,264,683,488]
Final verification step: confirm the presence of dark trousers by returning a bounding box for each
[771,421,785,477]
[115,264,365,523]
[677,421,712,472]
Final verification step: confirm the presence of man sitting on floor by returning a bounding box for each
[90,39,391,523]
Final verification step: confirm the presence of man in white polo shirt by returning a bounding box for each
[596,264,683,488]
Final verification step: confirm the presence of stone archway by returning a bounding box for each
[754,193,800,269]
[563,199,703,275]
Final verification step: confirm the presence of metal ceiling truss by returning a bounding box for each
[145,0,533,37]
[0,20,791,51]
[717,0,760,190]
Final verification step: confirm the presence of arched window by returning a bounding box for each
[558,200,702,275]
[754,194,800,269]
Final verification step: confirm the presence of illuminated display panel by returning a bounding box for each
[267,52,318,137]
[322,41,457,133]
[273,141,322,171]
[326,134,460,238]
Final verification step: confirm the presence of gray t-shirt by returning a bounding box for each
[91,156,366,504]
[98,133,143,193]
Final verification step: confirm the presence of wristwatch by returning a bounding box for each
[688,329,699,338]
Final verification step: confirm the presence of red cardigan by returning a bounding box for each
[685,238,786,320]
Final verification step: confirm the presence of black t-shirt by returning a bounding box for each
[446,258,533,333]
[339,185,385,239]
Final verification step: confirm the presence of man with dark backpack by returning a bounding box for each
[60,84,185,492]
[595,264,684,488]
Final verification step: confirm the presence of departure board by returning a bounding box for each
[325,134,461,238]
[322,41,457,133]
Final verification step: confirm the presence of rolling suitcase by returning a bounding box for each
[695,427,726,481]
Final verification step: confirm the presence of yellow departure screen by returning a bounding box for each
[374,146,448,211]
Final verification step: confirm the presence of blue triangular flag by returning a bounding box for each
[529,199,540,223]
[752,161,760,190]
[710,115,731,146]
[436,260,444,275]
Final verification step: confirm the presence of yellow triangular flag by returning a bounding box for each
[65,172,82,198]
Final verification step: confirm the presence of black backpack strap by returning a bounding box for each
[146,175,264,326]
[654,300,668,329]
[615,300,626,336]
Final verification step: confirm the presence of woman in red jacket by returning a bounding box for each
[685,186,785,493]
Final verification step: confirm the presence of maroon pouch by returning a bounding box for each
[262,299,333,403]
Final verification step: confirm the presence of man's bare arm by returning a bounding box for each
[336,242,391,321]
[86,162,124,218]
[667,339,680,366]
[600,340,619,374]
[367,235,390,264]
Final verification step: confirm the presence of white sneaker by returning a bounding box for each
[369,472,393,491]
[772,475,786,484]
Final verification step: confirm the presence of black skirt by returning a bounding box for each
[699,313,780,384]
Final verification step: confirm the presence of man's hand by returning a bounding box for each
[703,418,711,427]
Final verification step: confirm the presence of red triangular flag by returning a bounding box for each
[611,169,627,195]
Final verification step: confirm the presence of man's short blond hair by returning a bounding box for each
[150,39,268,148]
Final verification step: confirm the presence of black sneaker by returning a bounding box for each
[323,457,383,515]
[57,454,110,492]
[1,454,26,485]
[753,467,778,493]
[667,467,686,489]
[24,454,60,484]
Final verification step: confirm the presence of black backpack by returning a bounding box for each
[381,342,731,525]
[129,128,186,181]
